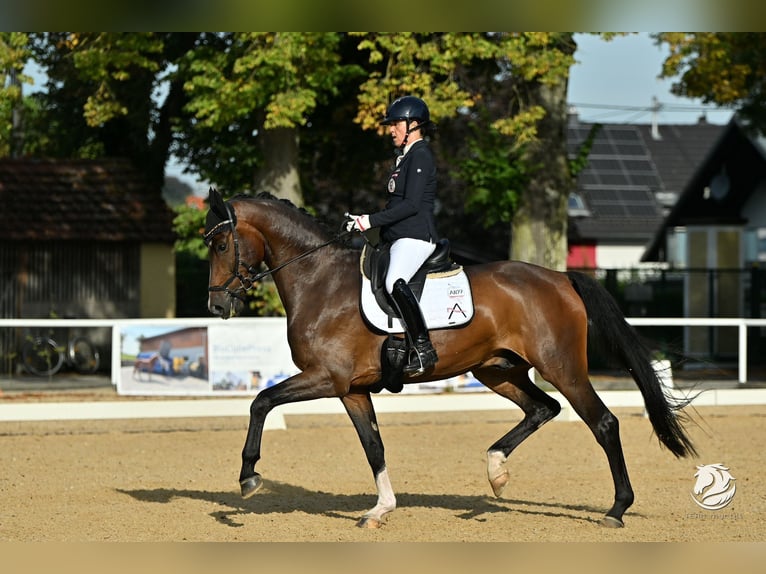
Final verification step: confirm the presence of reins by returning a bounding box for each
[205,200,351,300]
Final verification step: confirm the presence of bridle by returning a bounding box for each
[204,200,350,302]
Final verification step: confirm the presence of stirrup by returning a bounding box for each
[403,342,438,375]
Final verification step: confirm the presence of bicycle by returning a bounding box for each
[20,331,100,377]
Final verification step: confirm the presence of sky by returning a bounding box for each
[567,33,734,126]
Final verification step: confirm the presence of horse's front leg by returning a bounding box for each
[239,371,337,498]
[341,392,396,529]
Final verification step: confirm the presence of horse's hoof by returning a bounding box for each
[240,474,263,498]
[356,516,383,529]
[598,515,624,528]
[489,470,510,497]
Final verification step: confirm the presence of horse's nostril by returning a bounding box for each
[210,304,225,317]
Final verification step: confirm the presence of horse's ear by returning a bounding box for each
[205,187,234,237]
[207,187,231,222]
[208,187,223,214]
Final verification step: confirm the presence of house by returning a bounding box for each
[0,157,177,320]
[642,116,766,359]
[566,114,725,269]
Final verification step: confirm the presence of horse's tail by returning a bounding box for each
[566,270,697,458]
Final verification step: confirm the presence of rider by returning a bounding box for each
[346,95,439,376]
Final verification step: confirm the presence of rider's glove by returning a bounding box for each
[345,214,371,232]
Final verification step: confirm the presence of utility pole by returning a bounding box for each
[651,96,662,141]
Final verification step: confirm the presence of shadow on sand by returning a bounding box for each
[117,479,639,528]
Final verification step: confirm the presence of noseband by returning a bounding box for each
[204,200,351,303]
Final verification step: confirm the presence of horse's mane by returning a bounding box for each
[232,191,342,244]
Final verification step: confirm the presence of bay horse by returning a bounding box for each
[204,188,696,529]
[132,353,160,381]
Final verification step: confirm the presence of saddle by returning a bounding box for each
[358,238,475,394]
[361,238,456,316]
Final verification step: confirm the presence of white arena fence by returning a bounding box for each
[2,316,766,424]
[1,316,766,385]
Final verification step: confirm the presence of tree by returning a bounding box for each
[354,32,577,269]
[28,32,197,188]
[180,33,363,205]
[17,33,580,271]
[0,32,32,157]
[656,32,766,132]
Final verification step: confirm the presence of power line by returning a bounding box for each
[569,101,733,113]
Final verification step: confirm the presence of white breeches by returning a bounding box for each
[386,237,436,293]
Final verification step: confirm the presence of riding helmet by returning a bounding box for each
[381,96,430,126]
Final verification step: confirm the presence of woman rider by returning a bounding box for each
[346,95,440,376]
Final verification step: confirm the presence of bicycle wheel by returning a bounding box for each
[21,337,65,377]
[68,336,100,374]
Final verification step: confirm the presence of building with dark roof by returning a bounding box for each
[639,116,766,359]
[566,114,725,269]
[0,157,176,319]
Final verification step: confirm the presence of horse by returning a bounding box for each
[204,187,697,529]
[132,353,160,381]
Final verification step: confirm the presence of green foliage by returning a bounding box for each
[18,32,580,269]
[656,32,766,131]
[247,281,285,317]
[457,125,526,227]
[354,32,575,148]
[568,122,601,177]
[183,33,347,129]
[173,203,207,260]
[0,32,32,155]
[66,33,164,127]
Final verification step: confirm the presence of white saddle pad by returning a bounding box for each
[360,267,474,334]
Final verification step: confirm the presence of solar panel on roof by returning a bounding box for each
[622,159,653,171]
[614,143,646,155]
[599,173,631,186]
[608,128,641,142]
[590,142,614,154]
[595,204,626,216]
[588,189,620,201]
[590,158,622,171]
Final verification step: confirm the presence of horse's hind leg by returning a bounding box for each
[554,380,634,527]
[341,392,396,529]
[473,366,562,497]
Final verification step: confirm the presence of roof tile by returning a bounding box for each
[0,158,176,242]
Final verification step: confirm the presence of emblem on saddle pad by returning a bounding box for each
[358,242,474,333]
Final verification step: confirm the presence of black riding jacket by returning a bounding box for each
[368,139,439,244]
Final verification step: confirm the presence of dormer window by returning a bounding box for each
[568,192,591,217]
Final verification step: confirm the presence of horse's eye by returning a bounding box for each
[217,241,227,253]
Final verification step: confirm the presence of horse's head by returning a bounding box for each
[693,463,734,495]
[204,188,265,319]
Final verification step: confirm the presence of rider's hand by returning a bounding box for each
[345,214,370,232]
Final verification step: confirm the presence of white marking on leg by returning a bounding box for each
[363,467,397,524]
[487,449,510,497]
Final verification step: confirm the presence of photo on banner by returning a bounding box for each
[116,318,298,396]
[118,324,211,395]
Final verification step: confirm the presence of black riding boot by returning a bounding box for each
[391,278,438,375]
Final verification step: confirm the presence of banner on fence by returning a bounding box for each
[117,318,298,396]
